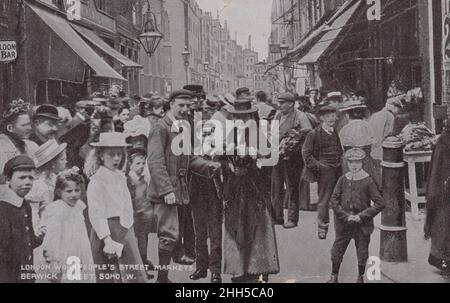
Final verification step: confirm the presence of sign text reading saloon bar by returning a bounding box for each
[0,41,17,62]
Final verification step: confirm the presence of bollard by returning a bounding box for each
[379,136,408,262]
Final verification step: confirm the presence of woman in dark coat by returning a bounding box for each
[219,99,280,283]
[425,108,450,273]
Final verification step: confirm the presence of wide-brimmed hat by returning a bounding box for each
[236,87,251,97]
[340,98,367,112]
[34,104,62,121]
[90,132,131,148]
[227,98,258,115]
[33,139,67,168]
[316,101,337,115]
[344,148,366,161]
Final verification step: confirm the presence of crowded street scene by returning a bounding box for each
[0,0,450,285]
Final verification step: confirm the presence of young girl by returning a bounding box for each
[87,132,147,283]
[42,168,95,283]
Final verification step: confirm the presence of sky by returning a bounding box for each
[196,0,273,60]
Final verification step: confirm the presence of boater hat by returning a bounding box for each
[227,98,258,115]
[90,132,131,148]
[33,139,67,168]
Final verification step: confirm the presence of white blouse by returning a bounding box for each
[87,166,134,240]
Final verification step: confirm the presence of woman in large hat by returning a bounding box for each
[338,97,374,174]
[86,132,147,283]
[218,98,280,283]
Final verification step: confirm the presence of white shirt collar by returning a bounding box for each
[0,184,24,208]
[322,125,334,134]
[345,170,369,181]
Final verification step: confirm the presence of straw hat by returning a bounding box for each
[90,132,131,148]
[33,139,67,168]
[340,98,367,112]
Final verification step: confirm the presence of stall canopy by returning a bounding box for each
[28,4,126,81]
[71,24,143,69]
[298,1,361,65]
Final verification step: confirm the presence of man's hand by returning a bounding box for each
[209,162,222,176]
[164,192,176,205]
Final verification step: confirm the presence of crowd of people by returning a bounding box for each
[0,84,449,284]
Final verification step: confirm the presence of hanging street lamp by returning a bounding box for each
[138,0,164,58]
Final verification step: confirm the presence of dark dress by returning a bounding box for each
[425,129,450,270]
[221,155,280,277]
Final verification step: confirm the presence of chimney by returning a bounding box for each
[235,32,237,42]
[248,35,252,50]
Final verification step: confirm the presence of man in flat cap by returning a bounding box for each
[368,97,403,189]
[147,89,221,283]
[302,102,343,240]
[271,92,312,228]
[0,155,43,283]
[30,104,62,146]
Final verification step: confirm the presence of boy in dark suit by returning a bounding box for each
[327,148,385,283]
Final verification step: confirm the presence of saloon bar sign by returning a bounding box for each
[0,41,17,63]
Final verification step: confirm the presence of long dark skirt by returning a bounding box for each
[223,177,280,276]
[428,202,450,269]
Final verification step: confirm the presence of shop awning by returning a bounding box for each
[71,24,143,69]
[298,1,361,65]
[28,4,126,81]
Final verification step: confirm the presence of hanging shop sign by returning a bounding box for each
[367,0,381,21]
[442,0,450,102]
[0,40,17,63]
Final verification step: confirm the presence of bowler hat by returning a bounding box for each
[277,92,295,103]
[3,155,36,177]
[169,89,195,101]
[344,148,366,161]
[34,104,62,121]
[227,98,258,115]
[236,87,251,97]
[90,132,131,148]
[33,139,67,169]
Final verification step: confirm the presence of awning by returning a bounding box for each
[71,24,143,69]
[298,1,361,65]
[28,4,126,81]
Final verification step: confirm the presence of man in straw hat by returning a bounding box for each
[303,101,343,240]
[146,89,221,283]
[0,155,42,283]
[327,148,385,283]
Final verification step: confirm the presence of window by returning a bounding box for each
[121,45,126,56]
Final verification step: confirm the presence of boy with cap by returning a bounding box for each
[302,102,343,239]
[0,155,43,283]
[327,148,385,283]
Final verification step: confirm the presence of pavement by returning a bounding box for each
[148,184,450,284]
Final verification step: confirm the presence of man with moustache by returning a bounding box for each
[29,104,62,146]
[147,89,221,283]
[0,99,39,183]
[0,156,44,283]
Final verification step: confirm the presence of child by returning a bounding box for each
[87,132,147,283]
[126,147,155,279]
[327,148,385,283]
[42,168,95,283]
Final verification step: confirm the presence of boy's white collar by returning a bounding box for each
[345,170,369,181]
[0,185,24,208]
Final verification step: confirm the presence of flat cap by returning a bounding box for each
[317,101,337,115]
[344,148,366,161]
[277,92,295,103]
[169,89,195,101]
[183,85,205,94]
[4,155,36,177]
